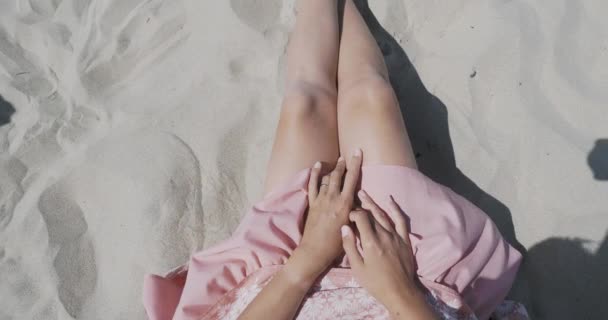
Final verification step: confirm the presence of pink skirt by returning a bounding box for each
[143,165,522,320]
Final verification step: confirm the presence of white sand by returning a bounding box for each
[1,0,607,319]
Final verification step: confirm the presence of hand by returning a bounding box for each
[291,149,363,283]
[342,191,433,318]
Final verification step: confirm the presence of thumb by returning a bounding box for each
[341,225,363,268]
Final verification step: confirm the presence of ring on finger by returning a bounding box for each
[320,176,331,189]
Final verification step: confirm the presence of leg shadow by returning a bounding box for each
[0,95,15,127]
[352,0,525,255]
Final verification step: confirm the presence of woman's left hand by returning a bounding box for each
[341,192,437,319]
[289,149,363,283]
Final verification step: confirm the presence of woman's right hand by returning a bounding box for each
[288,149,363,286]
[341,191,437,319]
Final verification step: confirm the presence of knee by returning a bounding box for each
[338,75,397,112]
[281,83,337,124]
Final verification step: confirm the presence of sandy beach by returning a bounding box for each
[1,0,607,319]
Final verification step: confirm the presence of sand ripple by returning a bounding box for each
[0,0,607,319]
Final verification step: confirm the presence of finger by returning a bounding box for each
[341,225,363,268]
[387,195,409,242]
[319,175,331,194]
[342,148,363,197]
[349,209,375,245]
[329,157,346,193]
[307,161,322,202]
[351,222,364,253]
[358,190,393,231]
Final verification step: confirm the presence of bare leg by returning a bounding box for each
[263,0,341,194]
[336,0,417,168]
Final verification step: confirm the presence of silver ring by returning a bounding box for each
[320,183,329,187]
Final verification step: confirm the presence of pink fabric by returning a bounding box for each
[198,265,528,320]
[143,165,522,320]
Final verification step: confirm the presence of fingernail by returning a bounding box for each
[358,190,367,198]
[353,148,362,157]
[314,161,321,168]
[341,225,349,237]
[337,156,344,162]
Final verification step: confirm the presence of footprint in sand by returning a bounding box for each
[230,0,282,33]
[0,28,55,99]
[38,187,96,318]
[78,0,188,100]
[0,156,26,229]
[37,130,205,318]
[203,102,261,245]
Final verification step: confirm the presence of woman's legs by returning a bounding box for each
[336,0,417,168]
[263,0,341,194]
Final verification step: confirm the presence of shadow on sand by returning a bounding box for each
[588,139,608,181]
[352,2,608,318]
[522,234,608,319]
[0,94,15,127]
[351,0,525,255]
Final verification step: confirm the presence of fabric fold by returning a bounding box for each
[143,165,521,320]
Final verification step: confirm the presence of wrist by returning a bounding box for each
[386,287,436,320]
[283,249,324,290]
[385,285,425,315]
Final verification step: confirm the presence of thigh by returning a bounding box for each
[263,90,339,194]
[337,76,417,169]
